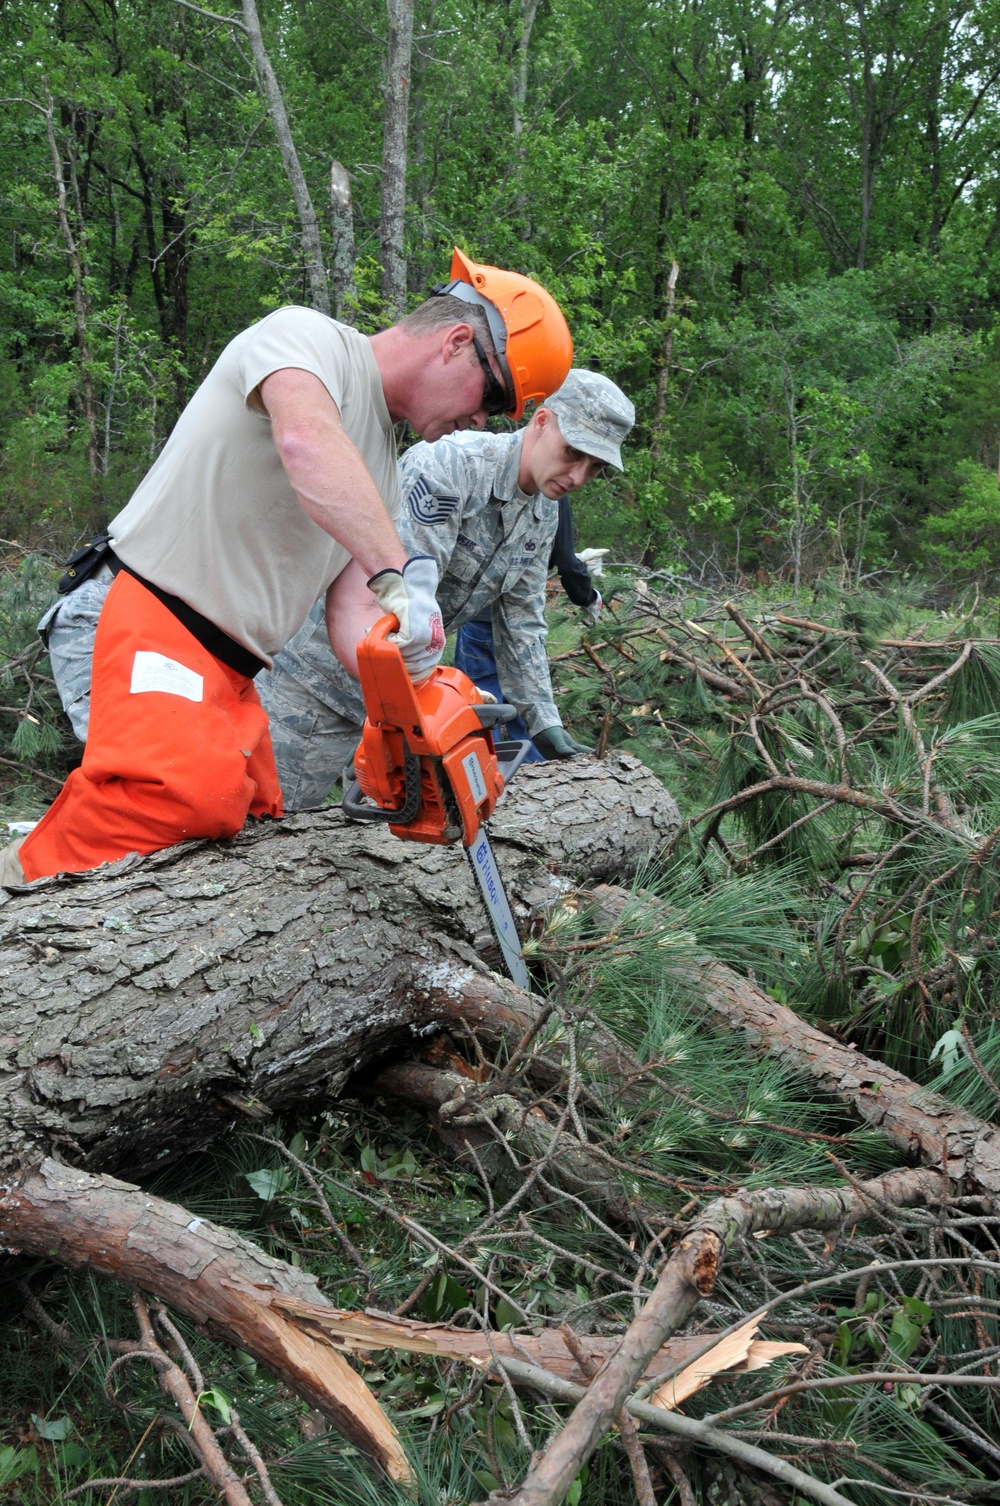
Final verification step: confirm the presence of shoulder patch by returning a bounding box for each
[406,476,459,526]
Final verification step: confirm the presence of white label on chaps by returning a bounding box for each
[130,650,204,702]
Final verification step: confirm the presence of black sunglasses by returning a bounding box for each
[470,333,509,417]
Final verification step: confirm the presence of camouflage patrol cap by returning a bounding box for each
[542,370,635,471]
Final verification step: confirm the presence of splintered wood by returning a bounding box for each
[268,1295,806,1409]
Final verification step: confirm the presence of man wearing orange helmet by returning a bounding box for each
[7,251,572,886]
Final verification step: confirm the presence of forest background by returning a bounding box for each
[5,0,1000,587]
[9,6,1000,1506]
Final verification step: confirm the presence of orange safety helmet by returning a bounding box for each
[432,247,573,420]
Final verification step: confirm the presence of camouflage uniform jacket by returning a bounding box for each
[398,429,561,735]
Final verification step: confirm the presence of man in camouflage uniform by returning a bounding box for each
[261,367,634,804]
[40,369,634,809]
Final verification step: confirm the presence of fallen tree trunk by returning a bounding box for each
[0,754,678,1178]
[8,753,999,1497]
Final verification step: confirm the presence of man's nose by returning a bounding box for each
[566,457,591,489]
[469,409,488,431]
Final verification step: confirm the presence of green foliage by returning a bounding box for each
[546,569,1000,1090]
[1,0,1000,573]
[922,457,1000,578]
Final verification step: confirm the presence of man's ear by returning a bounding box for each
[442,322,474,363]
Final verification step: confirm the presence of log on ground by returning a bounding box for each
[0,754,678,1178]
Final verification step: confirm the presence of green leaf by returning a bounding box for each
[495,1297,521,1330]
[0,1445,37,1483]
[194,1387,231,1426]
[397,1394,445,1419]
[54,1441,89,1467]
[31,1414,73,1441]
[889,1308,920,1362]
[244,1167,290,1200]
[493,1417,518,1449]
[422,1268,470,1320]
[566,1468,589,1506]
[382,1147,418,1179]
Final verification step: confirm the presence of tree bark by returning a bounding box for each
[512,0,542,140]
[239,0,330,313]
[0,755,677,1179]
[329,160,358,322]
[651,258,679,453]
[380,0,415,319]
[3,1157,413,1481]
[0,757,674,1472]
[40,90,100,476]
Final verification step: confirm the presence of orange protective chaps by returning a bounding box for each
[20,571,283,881]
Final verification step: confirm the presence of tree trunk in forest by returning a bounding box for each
[40,92,100,477]
[329,160,358,322]
[380,0,414,319]
[239,0,330,314]
[512,0,542,140]
[651,258,679,452]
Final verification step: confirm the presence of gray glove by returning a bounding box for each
[533,725,593,760]
[584,590,603,622]
[367,555,446,681]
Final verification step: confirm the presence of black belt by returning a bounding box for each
[108,554,267,679]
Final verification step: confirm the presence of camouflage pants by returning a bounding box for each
[259,603,365,808]
[38,569,115,741]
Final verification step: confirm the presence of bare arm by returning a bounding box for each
[324,559,383,678]
[258,367,406,578]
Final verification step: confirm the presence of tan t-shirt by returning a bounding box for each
[109,307,401,664]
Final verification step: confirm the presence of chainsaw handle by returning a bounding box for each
[342,779,394,823]
[494,738,534,783]
[342,737,422,825]
[366,612,400,644]
[474,703,518,728]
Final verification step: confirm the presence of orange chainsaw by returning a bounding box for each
[342,614,531,988]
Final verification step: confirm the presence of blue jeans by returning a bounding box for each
[454,620,544,762]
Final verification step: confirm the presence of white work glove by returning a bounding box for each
[578,547,609,578]
[367,555,446,681]
[584,591,603,622]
